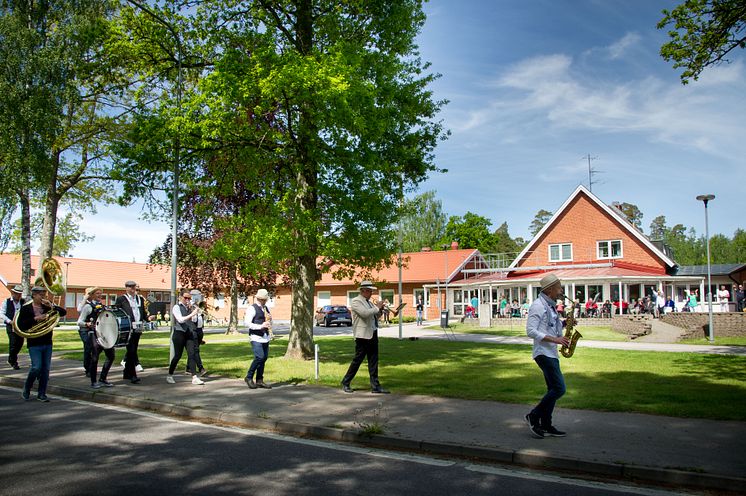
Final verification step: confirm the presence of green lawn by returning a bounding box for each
[50,335,746,421]
[679,336,746,346]
[430,323,629,342]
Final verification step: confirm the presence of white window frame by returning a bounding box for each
[548,243,573,262]
[597,239,623,260]
[347,290,360,307]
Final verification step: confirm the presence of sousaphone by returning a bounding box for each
[12,257,66,339]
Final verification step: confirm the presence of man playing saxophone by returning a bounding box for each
[17,285,66,402]
[525,273,569,439]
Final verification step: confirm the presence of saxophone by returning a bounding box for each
[559,304,582,358]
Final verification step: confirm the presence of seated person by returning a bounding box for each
[601,300,612,318]
[510,300,521,317]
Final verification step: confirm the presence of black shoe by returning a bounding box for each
[100,380,114,387]
[341,383,354,394]
[37,395,50,402]
[21,389,30,401]
[11,363,20,370]
[256,380,272,389]
[371,387,390,394]
[130,377,141,384]
[543,426,566,437]
[525,413,544,439]
[244,377,257,389]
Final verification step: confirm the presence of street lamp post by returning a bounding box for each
[64,261,71,322]
[696,194,715,342]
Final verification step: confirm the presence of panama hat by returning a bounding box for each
[10,284,22,294]
[539,273,561,291]
[359,281,378,291]
[256,289,269,299]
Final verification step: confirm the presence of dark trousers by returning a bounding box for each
[246,341,269,381]
[186,328,204,373]
[342,331,380,388]
[123,331,142,379]
[90,336,115,384]
[78,328,92,374]
[531,355,566,428]
[6,325,24,366]
[168,330,196,375]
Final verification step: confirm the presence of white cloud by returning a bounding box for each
[606,32,641,59]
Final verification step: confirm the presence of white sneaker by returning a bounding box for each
[191,375,205,385]
[120,360,126,367]
[166,375,176,384]
[135,364,144,372]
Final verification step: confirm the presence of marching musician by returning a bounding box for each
[524,274,570,439]
[243,288,272,389]
[78,287,114,389]
[2,284,25,369]
[167,290,203,385]
[17,286,66,402]
[185,290,207,378]
[115,280,153,384]
[75,287,95,378]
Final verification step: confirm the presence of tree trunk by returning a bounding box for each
[284,0,317,361]
[285,254,316,359]
[18,189,32,297]
[39,152,61,259]
[227,268,239,334]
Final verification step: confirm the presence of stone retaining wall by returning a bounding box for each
[611,315,652,339]
[661,313,746,339]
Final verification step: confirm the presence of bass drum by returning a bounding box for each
[95,308,132,349]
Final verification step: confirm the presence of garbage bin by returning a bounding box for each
[440,310,449,328]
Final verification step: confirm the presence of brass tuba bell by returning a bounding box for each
[12,257,66,339]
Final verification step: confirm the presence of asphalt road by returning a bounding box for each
[0,388,690,496]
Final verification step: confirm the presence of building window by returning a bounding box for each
[597,240,623,259]
[549,243,572,262]
[379,289,394,306]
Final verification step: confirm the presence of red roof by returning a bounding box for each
[318,249,480,286]
[0,253,174,291]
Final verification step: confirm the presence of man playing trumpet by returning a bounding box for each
[16,286,66,401]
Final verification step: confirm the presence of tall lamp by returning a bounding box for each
[696,194,715,342]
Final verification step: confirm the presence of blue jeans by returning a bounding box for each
[25,344,53,397]
[247,341,269,381]
[531,355,566,428]
[416,310,423,325]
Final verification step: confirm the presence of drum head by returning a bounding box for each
[96,310,120,349]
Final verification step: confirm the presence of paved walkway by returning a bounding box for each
[1,341,745,492]
[636,319,686,343]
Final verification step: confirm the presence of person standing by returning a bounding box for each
[2,285,26,369]
[341,281,389,394]
[115,281,153,384]
[736,284,745,313]
[655,291,666,318]
[167,290,203,385]
[415,296,424,326]
[75,287,98,378]
[470,294,479,317]
[717,285,730,312]
[525,274,570,439]
[17,286,66,401]
[243,289,272,389]
[79,287,115,389]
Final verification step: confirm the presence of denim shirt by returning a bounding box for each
[526,293,563,359]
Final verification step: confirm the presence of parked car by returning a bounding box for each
[315,305,352,327]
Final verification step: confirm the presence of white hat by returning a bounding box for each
[539,273,561,291]
[359,281,377,291]
[256,289,269,300]
[10,284,23,294]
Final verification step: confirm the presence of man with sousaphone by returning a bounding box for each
[15,285,66,401]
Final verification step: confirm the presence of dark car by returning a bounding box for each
[315,305,352,327]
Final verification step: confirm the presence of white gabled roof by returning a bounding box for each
[509,184,676,269]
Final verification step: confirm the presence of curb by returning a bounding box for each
[2,376,743,493]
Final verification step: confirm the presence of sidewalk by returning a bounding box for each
[1,353,744,493]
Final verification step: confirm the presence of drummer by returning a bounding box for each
[77,287,115,389]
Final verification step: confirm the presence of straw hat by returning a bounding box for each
[539,273,561,291]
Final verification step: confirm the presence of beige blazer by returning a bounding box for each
[350,294,381,339]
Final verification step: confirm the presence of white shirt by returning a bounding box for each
[526,293,563,359]
[1,297,22,325]
[244,304,270,343]
[127,293,142,323]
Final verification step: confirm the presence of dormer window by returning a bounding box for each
[549,243,572,262]
[598,240,622,259]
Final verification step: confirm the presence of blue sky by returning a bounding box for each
[68,0,746,261]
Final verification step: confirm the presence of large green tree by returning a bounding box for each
[400,191,447,252]
[658,0,746,84]
[529,209,552,237]
[112,1,446,359]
